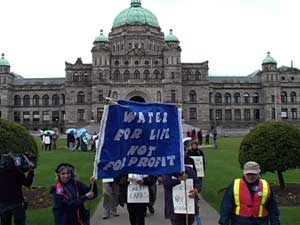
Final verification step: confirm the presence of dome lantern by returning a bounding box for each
[94,29,108,43]
[165,29,179,42]
[0,53,10,67]
[262,51,277,64]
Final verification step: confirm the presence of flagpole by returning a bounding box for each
[274,88,277,121]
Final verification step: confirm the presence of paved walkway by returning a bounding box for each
[91,184,219,225]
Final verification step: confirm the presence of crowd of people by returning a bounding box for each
[0,130,282,225]
[66,131,99,152]
[186,128,218,149]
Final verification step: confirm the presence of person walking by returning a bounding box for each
[117,174,157,225]
[162,166,201,225]
[219,161,281,225]
[102,179,120,219]
[205,132,210,145]
[213,129,218,149]
[0,154,35,225]
[50,163,98,225]
[197,129,203,146]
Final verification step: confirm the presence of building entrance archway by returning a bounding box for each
[130,96,145,102]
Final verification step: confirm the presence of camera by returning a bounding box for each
[0,152,36,172]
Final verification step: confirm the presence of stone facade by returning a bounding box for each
[1,1,300,132]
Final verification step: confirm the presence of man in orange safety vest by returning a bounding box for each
[218,161,281,225]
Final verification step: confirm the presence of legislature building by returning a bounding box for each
[1,0,300,132]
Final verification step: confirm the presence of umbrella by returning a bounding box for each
[65,128,77,134]
[84,132,92,141]
[43,130,55,135]
[76,128,88,138]
[183,137,192,143]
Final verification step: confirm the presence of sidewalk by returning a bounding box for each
[91,184,219,225]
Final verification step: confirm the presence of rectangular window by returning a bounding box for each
[291,108,297,119]
[254,109,260,120]
[271,95,275,103]
[42,111,50,121]
[52,111,59,122]
[225,109,232,121]
[97,108,103,122]
[209,109,214,121]
[78,109,85,121]
[171,90,176,103]
[33,111,40,122]
[189,108,197,120]
[272,108,276,119]
[14,111,21,122]
[23,111,30,122]
[98,90,104,103]
[234,109,241,120]
[244,109,251,121]
[281,108,288,119]
[216,109,222,121]
[171,72,175,79]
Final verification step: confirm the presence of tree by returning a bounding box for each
[239,120,300,189]
[0,118,38,156]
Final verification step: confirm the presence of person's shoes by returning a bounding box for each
[111,210,119,217]
[148,206,155,214]
[102,213,110,220]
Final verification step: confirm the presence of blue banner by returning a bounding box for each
[94,100,184,179]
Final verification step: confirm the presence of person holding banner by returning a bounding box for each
[50,163,98,225]
[117,174,157,225]
[162,166,202,225]
[218,161,281,225]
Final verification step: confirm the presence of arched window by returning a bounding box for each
[243,92,250,104]
[144,70,150,79]
[156,91,161,102]
[195,71,201,80]
[215,93,222,104]
[124,70,130,81]
[61,94,65,104]
[52,94,60,105]
[112,91,118,99]
[33,95,39,106]
[14,95,21,106]
[253,92,259,103]
[224,93,231,104]
[23,95,30,106]
[114,70,120,81]
[77,91,85,104]
[134,70,140,79]
[154,70,161,79]
[189,90,197,102]
[234,93,241,104]
[281,92,287,103]
[42,94,49,106]
[290,91,297,103]
[209,92,213,103]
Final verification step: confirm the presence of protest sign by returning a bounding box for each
[94,100,184,179]
[190,156,205,177]
[172,178,195,214]
[127,184,150,203]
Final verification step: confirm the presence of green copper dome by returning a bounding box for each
[0,53,10,67]
[262,52,277,64]
[165,29,179,42]
[95,29,108,43]
[112,0,160,29]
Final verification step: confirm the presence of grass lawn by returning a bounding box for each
[26,139,101,225]
[202,137,300,225]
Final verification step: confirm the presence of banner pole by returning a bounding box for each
[184,179,188,225]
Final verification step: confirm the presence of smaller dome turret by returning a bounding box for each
[0,53,10,67]
[262,52,277,64]
[165,29,179,42]
[94,29,108,43]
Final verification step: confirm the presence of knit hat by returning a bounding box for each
[243,161,261,175]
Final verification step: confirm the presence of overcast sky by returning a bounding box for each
[1,0,300,78]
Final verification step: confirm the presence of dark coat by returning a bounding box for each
[117,175,157,207]
[161,166,202,220]
[219,177,281,225]
[50,180,98,225]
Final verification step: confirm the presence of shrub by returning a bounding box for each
[0,118,38,156]
[239,120,300,189]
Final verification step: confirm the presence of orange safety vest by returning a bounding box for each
[233,178,270,217]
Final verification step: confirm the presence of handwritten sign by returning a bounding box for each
[127,184,149,203]
[190,156,204,177]
[172,179,195,214]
